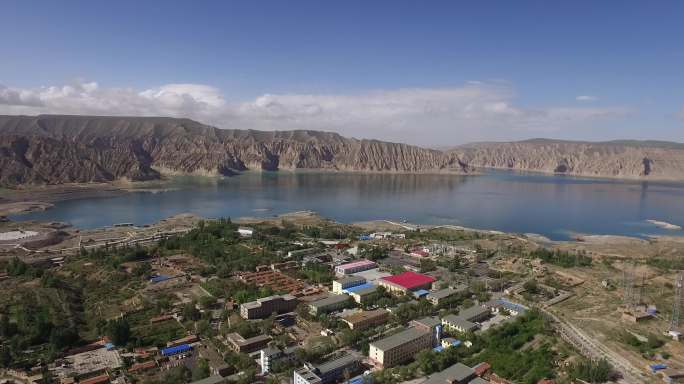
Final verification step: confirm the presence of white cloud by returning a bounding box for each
[0,80,633,145]
[576,95,598,102]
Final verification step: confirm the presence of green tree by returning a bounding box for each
[0,347,12,368]
[6,257,28,276]
[199,296,217,309]
[106,318,131,346]
[192,358,210,381]
[183,302,201,321]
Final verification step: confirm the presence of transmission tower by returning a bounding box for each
[623,263,636,308]
[671,273,683,331]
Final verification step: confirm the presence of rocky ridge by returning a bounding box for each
[450,139,684,180]
[0,115,469,186]
[2,115,684,186]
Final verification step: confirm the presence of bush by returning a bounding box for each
[568,359,614,383]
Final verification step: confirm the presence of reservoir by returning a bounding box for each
[10,170,684,241]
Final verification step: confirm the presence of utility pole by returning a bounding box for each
[671,273,683,331]
[623,263,635,309]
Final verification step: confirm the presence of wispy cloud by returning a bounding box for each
[576,95,598,102]
[0,80,633,145]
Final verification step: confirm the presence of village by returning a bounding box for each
[0,213,683,384]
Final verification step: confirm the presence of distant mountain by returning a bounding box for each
[450,138,684,180]
[0,115,469,186]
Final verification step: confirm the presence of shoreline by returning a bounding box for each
[472,165,684,185]
[5,211,684,266]
[2,171,684,244]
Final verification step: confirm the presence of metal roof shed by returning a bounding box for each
[161,343,192,356]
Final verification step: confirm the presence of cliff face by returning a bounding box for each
[0,115,469,186]
[451,139,684,180]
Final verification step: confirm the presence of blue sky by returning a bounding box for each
[1,0,683,146]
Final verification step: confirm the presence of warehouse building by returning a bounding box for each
[308,294,352,316]
[340,309,390,330]
[332,276,367,294]
[378,272,436,295]
[334,259,377,275]
[240,294,299,319]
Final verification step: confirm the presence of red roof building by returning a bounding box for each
[79,375,110,384]
[379,272,436,294]
[128,360,157,373]
[474,361,491,377]
[410,250,429,258]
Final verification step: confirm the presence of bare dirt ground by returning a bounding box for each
[548,262,684,379]
[236,210,329,227]
[552,235,684,261]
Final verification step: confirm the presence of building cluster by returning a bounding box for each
[2,225,616,384]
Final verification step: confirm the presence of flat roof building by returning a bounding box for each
[442,314,479,334]
[309,294,352,316]
[459,305,491,323]
[225,333,272,354]
[260,345,300,374]
[240,294,299,319]
[340,309,390,331]
[379,272,436,295]
[294,354,361,384]
[411,316,443,347]
[426,288,461,306]
[423,362,476,384]
[350,268,392,283]
[332,276,367,294]
[335,260,377,276]
[368,327,432,368]
[347,285,379,304]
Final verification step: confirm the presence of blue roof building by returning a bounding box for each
[345,375,372,384]
[496,298,527,315]
[161,343,192,356]
[651,364,668,373]
[150,275,171,283]
[343,283,375,294]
